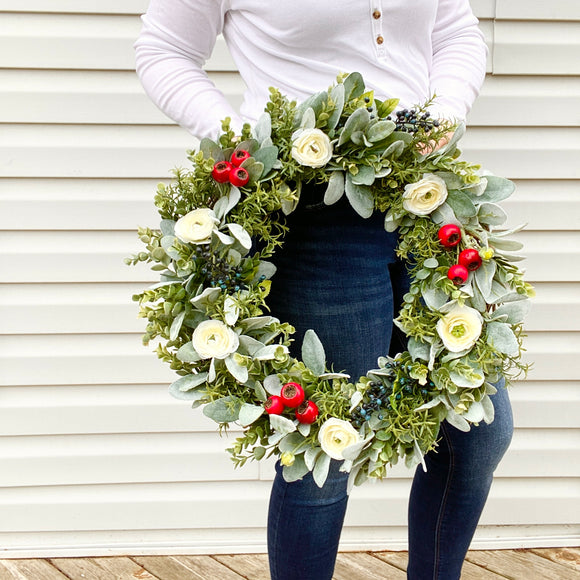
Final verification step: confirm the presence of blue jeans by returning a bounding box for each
[266,191,513,580]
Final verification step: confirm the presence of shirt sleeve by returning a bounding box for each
[429,0,488,122]
[134,0,243,139]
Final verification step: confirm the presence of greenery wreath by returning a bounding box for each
[127,72,533,490]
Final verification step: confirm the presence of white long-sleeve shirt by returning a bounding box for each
[134,0,487,140]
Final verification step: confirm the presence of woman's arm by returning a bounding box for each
[134,0,243,139]
[429,0,488,121]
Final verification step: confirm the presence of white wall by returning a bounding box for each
[0,0,578,557]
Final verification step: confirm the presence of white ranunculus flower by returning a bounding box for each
[174,208,219,244]
[402,173,448,216]
[436,305,483,353]
[291,128,333,168]
[318,418,360,460]
[192,319,240,360]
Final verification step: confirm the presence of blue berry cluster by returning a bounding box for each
[194,246,246,292]
[390,109,440,134]
[351,361,435,428]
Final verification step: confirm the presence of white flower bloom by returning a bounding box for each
[291,128,333,168]
[402,173,448,216]
[318,418,360,460]
[174,208,219,244]
[436,305,483,353]
[192,319,240,360]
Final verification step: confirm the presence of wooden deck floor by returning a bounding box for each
[0,548,579,579]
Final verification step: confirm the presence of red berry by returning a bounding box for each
[295,400,319,424]
[438,224,462,248]
[264,395,285,415]
[447,264,469,285]
[212,160,232,183]
[229,167,250,187]
[458,248,482,271]
[230,149,251,167]
[280,382,305,408]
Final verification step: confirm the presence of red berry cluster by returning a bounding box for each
[264,382,319,424]
[211,149,251,187]
[438,224,482,285]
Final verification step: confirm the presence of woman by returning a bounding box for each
[135,2,513,578]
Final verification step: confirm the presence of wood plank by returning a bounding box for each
[374,550,511,578]
[133,555,244,580]
[0,559,69,580]
[212,554,270,580]
[466,549,580,579]
[531,547,580,573]
[50,556,158,579]
[333,552,407,580]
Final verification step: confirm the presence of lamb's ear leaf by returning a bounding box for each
[301,329,326,376]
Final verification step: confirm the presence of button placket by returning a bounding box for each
[369,0,385,57]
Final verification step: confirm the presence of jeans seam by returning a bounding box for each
[269,476,287,580]
[433,424,455,580]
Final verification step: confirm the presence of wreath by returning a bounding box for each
[127,73,533,489]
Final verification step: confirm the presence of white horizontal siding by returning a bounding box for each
[1,381,578,436]
[2,179,578,231]
[493,21,580,75]
[0,330,576,386]
[1,230,576,283]
[1,282,577,334]
[3,125,579,179]
[0,1,578,558]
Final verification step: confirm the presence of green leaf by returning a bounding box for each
[343,72,365,101]
[225,354,249,383]
[301,107,316,129]
[282,454,310,483]
[345,174,374,218]
[240,157,264,183]
[160,235,181,260]
[227,223,252,250]
[252,146,279,177]
[327,83,345,132]
[338,107,370,146]
[486,322,520,356]
[408,337,430,362]
[446,190,477,219]
[478,202,508,226]
[350,165,375,186]
[191,287,220,311]
[238,335,265,356]
[305,446,322,471]
[491,300,531,324]
[376,97,399,118]
[302,329,326,376]
[474,259,496,300]
[313,453,331,488]
[270,413,297,435]
[203,396,242,423]
[366,120,395,143]
[213,186,241,221]
[252,113,272,144]
[264,374,282,396]
[200,138,224,161]
[238,403,264,427]
[477,176,515,204]
[169,373,208,395]
[435,172,464,190]
[380,140,405,159]
[251,260,277,283]
[324,171,345,205]
[169,310,186,341]
[176,342,201,363]
[160,219,176,236]
[254,344,287,361]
